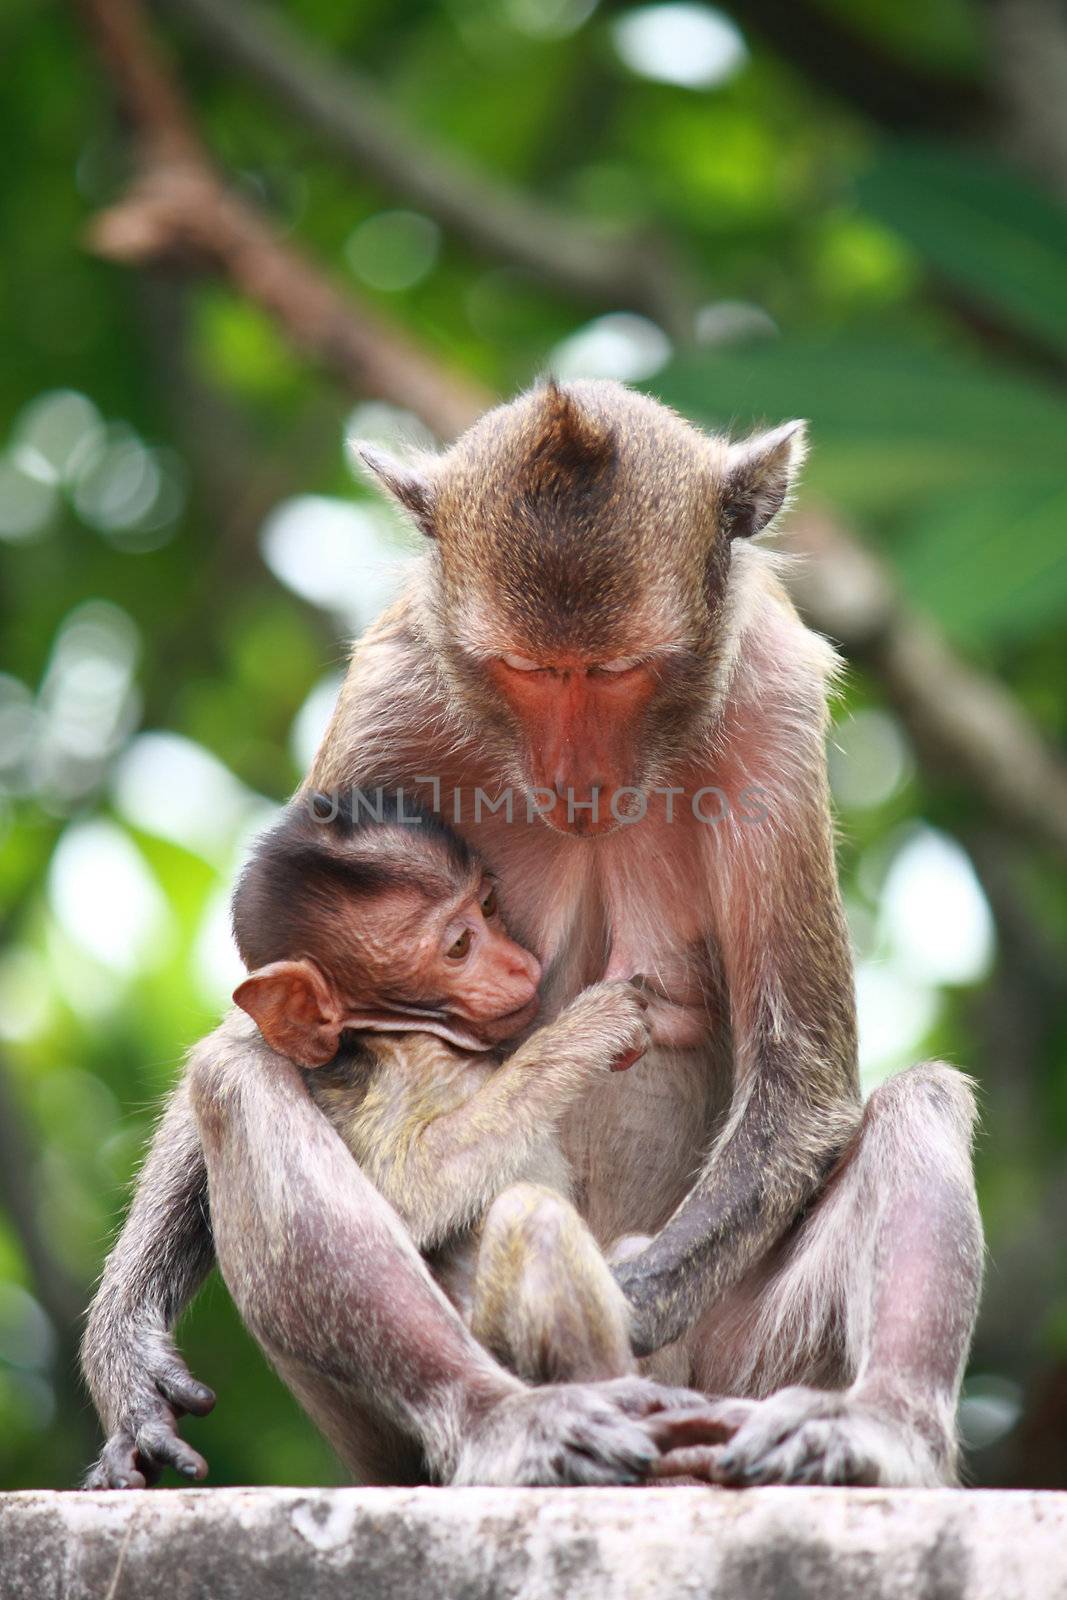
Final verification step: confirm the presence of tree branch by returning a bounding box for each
[984,0,1067,198]
[715,0,992,135]
[75,0,1067,864]
[148,0,693,334]
[78,0,490,442]
[75,0,203,162]
[93,165,489,440]
[784,510,1067,860]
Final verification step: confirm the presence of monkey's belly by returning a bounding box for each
[561,1042,724,1245]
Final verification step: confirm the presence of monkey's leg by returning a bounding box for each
[671,1062,983,1487]
[189,1035,721,1486]
[471,1183,636,1384]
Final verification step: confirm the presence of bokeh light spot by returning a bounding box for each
[260,495,407,634]
[47,819,172,975]
[0,455,58,543]
[879,826,995,986]
[345,211,441,293]
[612,4,747,89]
[290,673,344,775]
[551,312,671,381]
[829,708,914,811]
[112,731,260,865]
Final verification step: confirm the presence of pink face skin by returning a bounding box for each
[407,874,543,1044]
[484,653,660,837]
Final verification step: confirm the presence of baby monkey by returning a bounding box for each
[230,793,655,1386]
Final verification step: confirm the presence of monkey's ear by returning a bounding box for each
[353,443,437,538]
[721,420,807,540]
[234,959,346,1068]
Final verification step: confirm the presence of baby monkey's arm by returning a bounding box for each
[351,981,649,1251]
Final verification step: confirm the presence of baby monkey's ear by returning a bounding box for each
[234,959,347,1068]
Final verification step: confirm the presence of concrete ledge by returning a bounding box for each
[2,1487,1065,1600]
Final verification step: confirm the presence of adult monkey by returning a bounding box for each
[83,379,982,1489]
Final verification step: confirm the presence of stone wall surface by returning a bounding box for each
[1,1486,1065,1600]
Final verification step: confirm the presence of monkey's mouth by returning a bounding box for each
[475,995,541,1042]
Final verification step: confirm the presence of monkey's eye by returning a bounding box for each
[593,657,642,676]
[447,928,472,961]
[481,886,498,918]
[500,653,543,673]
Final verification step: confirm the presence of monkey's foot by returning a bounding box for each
[654,1387,948,1488]
[452,1377,732,1489]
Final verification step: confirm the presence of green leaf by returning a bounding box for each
[895,477,1067,648]
[657,335,1067,511]
[854,145,1067,358]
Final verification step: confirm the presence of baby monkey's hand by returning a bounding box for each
[549,979,651,1074]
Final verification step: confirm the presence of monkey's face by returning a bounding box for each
[357,380,807,839]
[483,651,661,837]
[235,875,542,1065]
[440,880,544,1042]
[385,875,543,1045]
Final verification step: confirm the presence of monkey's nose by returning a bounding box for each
[516,950,542,988]
[552,775,607,800]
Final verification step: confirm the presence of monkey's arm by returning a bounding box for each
[355,982,648,1252]
[81,1075,218,1487]
[616,636,863,1355]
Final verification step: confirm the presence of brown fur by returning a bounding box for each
[82,380,982,1491]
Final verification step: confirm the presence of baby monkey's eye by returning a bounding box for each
[481,886,498,918]
[447,928,472,961]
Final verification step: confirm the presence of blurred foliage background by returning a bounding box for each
[2,0,1066,1491]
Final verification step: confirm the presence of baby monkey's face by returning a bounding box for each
[233,827,543,1066]
[369,868,542,1047]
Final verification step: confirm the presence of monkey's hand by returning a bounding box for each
[83,1348,216,1490]
[540,980,651,1076]
[452,1377,732,1487]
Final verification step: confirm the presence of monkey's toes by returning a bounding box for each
[83,1432,151,1491]
[134,1420,209,1482]
[649,1445,726,1481]
[710,1388,934,1488]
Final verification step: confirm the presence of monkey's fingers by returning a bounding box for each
[644,1407,741,1452]
[649,1445,728,1482]
[597,1377,739,1444]
[601,1377,716,1417]
[155,1364,216,1417]
[134,1420,209,1482]
[698,1397,762,1434]
[627,976,655,1008]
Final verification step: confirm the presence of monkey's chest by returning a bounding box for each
[609,935,721,1049]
